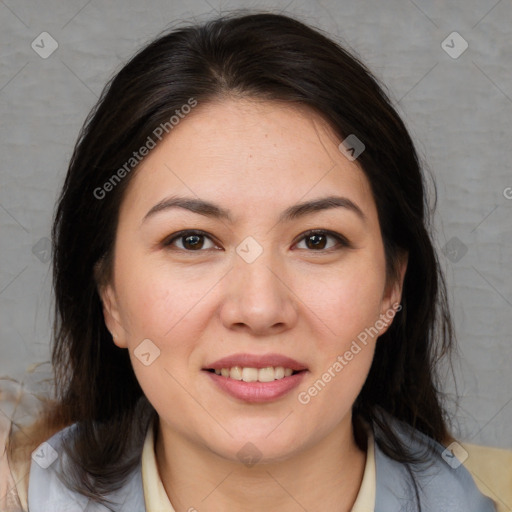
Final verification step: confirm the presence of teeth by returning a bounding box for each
[257,367,275,382]
[230,366,243,380]
[242,367,258,382]
[212,366,297,382]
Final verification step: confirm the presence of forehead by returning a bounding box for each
[119,98,376,223]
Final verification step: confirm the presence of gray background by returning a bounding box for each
[0,0,511,449]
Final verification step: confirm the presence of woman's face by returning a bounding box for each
[100,98,404,463]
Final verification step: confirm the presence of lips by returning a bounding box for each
[204,368,307,402]
[202,353,308,402]
[203,353,308,372]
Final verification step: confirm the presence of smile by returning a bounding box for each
[207,366,299,382]
[203,368,307,402]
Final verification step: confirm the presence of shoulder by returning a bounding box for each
[372,413,498,512]
[26,422,94,512]
[0,376,84,512]
[27,421,147,512]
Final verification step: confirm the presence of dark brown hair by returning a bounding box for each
[23,10,455,507]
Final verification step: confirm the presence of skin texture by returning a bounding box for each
[99,98,406,512]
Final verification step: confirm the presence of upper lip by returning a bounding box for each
[204,353,308,371]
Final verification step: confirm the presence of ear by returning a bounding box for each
[379,251,408,333]
[97,281,128,349]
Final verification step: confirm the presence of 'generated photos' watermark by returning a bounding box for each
[94,98,198,200]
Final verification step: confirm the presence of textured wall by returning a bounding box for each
[0,0,510,449]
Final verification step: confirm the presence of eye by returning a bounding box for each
[162,230,220,251]
[162,229,350,253]
[294,229,350,251]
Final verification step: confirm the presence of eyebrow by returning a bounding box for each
[142,194,366,225]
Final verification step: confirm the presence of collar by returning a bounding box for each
[27,412,497,512]
[141,416,376,511]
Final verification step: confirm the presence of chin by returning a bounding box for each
[204,425,308,465]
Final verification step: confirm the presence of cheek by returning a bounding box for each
[114,265,218,419]
[293,267,381,431]
[293,255,387,342]
[290,251,385,416]
[114,254,219,342]
[293,342,374,449]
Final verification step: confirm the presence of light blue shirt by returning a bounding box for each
[27,411,496,512]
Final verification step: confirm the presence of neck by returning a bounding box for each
[155,416,367,512]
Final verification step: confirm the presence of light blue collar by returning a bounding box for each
[28,413,496,511]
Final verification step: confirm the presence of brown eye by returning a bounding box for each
[182,234,205,250]
[163,230,218,251]
[305,233,328,250]
[295,230,349,251]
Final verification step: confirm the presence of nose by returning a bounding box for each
[219,247,299,336]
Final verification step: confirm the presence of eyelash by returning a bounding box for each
[162,229,351,253]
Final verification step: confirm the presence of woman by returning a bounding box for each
[1,11,503,512]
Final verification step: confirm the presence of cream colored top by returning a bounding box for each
[141,420,376,512]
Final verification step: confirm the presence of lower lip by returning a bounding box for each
[204,370,307,403]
